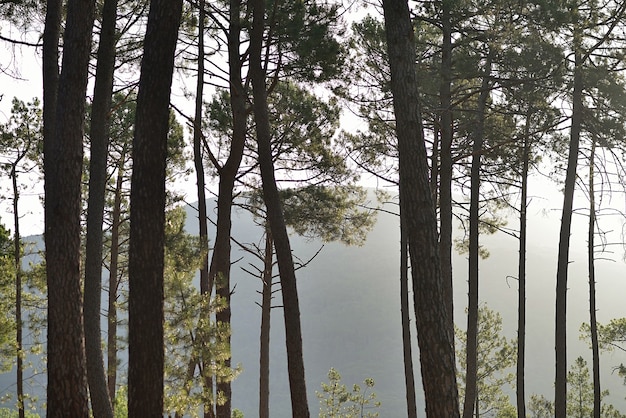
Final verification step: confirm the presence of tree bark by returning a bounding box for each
[44,0,96,415]
[11,162,24,418]
[83,0,118,415]
[462,53,492,418]
[382,0,459,416]
[587,139,601,418]
[399,209,417,418]
[555,24,583,418]
[249,0,310,415]
[516,109,530,418]
[210,1,248,415]
[190,2,216,416]
[259,227,273,418]
[128,1,182,415]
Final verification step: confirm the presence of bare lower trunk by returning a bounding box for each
[250,0,310,414]
[210,2,248,415]
[516,111,530,418]
[382,0,459,416]
[83,0,118,415]
[555,28,582,417]
[400,210,417,418]
[12,166,24,418]
[462,53,492,418]
[127,1,182,414]
[259,227,273,418]
[588,140,601,418]
[44,0,96,415]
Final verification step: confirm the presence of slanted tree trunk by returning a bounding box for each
[127,0,182,414]
[463,54,492,418]
[399,208,417,418]
[83,0,118,415]
[587,139,601,418]
[555,22,583,417]
[516,109,531,418]
[44,0,96,415]
[250,0,310,415]
[382,0,459,416]
[259,226,273,418]
[107,151,126,404]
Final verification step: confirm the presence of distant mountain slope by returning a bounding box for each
[2,195,626,416]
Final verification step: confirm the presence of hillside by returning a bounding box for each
[2,194,626,416]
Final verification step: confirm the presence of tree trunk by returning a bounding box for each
[42,0,61,154]
[210,1,248,415]
[107,148,126,404]
[259,227,273,418]
[83,0,118,415]
[44,0,96,415]
[516,110,530,418]
[11,163,24,418]
[382,0,459,416]
[250,0,310,415]
[587,139,601,418]
[438,0,455,331]
[191,2,216,416]
[555,24,583,418]
[462,53,492,418]
[399,208,417,418]
[128,1,182,415]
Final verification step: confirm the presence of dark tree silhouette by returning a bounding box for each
[43,0,96,415]
[127,0,183,415]
[382,0,460,416]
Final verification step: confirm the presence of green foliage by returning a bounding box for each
[162,207,237,417]
[0,224,15,373]
[269,0,345,82]
[0,96,43,171]
[280,185,376,246]
[113,385,128,418]
[0,408,40,418]
[581,318,626,384]
[527,357,626,418]
[316,368,381,418]
[455,304,516,416]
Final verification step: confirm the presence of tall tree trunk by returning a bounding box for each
[438,0,455,331]
[462,54,492,418]
[209,2,248,415]
[44,0,96,415]
[42,0,61,154]
[399,208,417,418]
[259,226,273,418]
[587,139,600,418]
[128,0,182,415]
[382,0,459,416]
[84,0,118,415]
[11,163,24,418]
[191,2,216,416]
[107,153,126,404]
[250,0,310,415]
[516,110,530,418]
[555,23,583,418]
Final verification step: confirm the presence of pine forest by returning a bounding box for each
[2,0,626,417]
